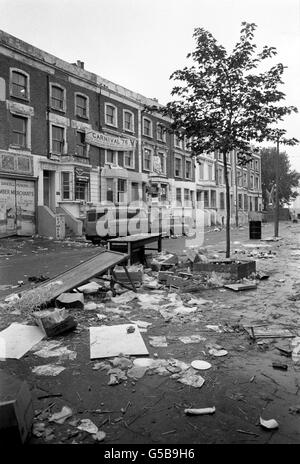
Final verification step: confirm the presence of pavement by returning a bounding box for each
[1,222,300,444]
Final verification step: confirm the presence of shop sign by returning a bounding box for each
[75,167,90,182]
[85,130,136,151]
[0,153,33,175]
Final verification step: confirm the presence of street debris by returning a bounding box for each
[184,407,216,415]
[288,405,300,415]
[133,358,154,368]
[206,325,222,333]
[179,335,207,344]
[84,302,98,311]
[77,419,98,434]
[89,324,149,359]
[49,406,73,424]
[149,336,168,347]
[127,365,148,379]
[177,370,205,388]
[33,340,77,360]
[291,337,300,365]
[259,417,279,430]
[191,360,212,370]
[32,308,77,337]
[92,431,106,442]
[28,275,49,283]
[224,283,257,291]
[0,323,45,359]
[77,281,101,294]
[245,325,295,340]
[208,348,228,357]
[107,367,127,385]
[56,292,84,309]
[31,364,66,376]
[272,361,288,371]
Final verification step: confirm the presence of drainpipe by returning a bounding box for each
[46,75,50,158]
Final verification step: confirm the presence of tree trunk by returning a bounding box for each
[223,151,231,258]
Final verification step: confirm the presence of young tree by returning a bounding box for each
[261,147,300,209]
[149,22,298,257]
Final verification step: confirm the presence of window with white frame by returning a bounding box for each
[255,176,259,189]
[198,163,204,180]
[75,93,89,118]
[211,190,216,207]
[174,134,183,149]
[250,174,254,189]
[123,110,134,132]
[10,69,29,100]
[208,164,213,180]
[218,167,224,184]
[106,149,117,165]
[174,157,182,177]
[243,172,247,187]
[185,137,192,151]
[124,151,134,168]
[255,160,259,171]
[185,159,192,179]
[238,194,243,209]
[61,172,72,200]
[244,194,248,210]
[50,84,66,112]
[143,118,153,137]
[11,114,27,148]
[75,181,87,200]
[105,103,117,127]
[157,123,166,142]
[143,148,152,171]
[220,192,225,209]
[51,125,65,154]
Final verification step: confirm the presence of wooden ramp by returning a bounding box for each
[34,249,130,302]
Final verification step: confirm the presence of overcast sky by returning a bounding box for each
[1,0,300,170]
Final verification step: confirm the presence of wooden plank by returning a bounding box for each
[26,250,129,302]
[108,233,160,243]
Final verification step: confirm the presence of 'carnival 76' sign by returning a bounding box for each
[85,130,136,151]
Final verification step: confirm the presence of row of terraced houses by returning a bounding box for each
[0,30,262,239]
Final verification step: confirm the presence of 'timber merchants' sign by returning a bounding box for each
[85,130,136,151]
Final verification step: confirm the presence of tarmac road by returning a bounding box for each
[1,222,300,444]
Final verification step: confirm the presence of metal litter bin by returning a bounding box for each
[249,220,261,240]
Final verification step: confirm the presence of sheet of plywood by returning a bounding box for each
[0,323,45,359]
[90,324,149,359]
[224,283,257,291]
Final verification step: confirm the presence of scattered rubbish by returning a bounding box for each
[31,365,66,376]
[92,431,106,442]
[90,324,149,359]
[272,361,288,371]
[256,273,269,280]
[49,406,73,424]
[179,335,207,344]
[127,365,148,379]
[288,405,300,415]
[237,429,259,437]
[28,275,49,283]
[184,407,215,415]
[191,360,212,370]
[130,320,152,330]
[4,293,20,303]
[224,283,257,292]
[108,367,127,385]
[77,419,98,434]
[84,302,98,311]
[56,292,84,309]
[111,291,137,304]
[133,358,154,368]
[149,336,168,348]
[206,325,222,333]
[0,323,45,359]
[209,348,228,357]
[291,337,300,365]
[0,369,33,443]
[32,308,77,337]
[127,326,135,334]
[77,281,101,294]
[275,345,292,357]
[177,370,205,388]
[111,356,133,370]
[33,341,77,361]
[259,417,279,430]
[245,326,294,340]
[92,361,111,371]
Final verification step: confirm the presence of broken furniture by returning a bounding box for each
[0,369,34,443]
[107,233,162,265]
[14,250,137,309]
[193,259,256,279]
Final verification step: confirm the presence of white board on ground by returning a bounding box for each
[90,324,149,359]
[0,323,45,359]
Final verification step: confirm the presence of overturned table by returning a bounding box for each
[107,233,162,265]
